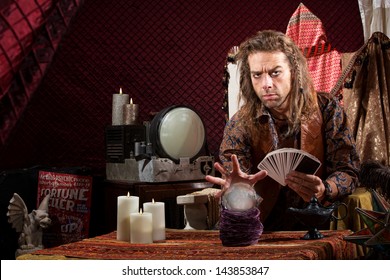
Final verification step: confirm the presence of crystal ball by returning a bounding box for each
[221,183,261,211]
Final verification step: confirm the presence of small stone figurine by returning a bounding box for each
[7,193,51,256]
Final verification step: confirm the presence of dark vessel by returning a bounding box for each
[287,195,347,239]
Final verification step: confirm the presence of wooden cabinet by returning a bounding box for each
[99,180,215,233]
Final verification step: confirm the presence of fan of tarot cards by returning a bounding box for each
[257,148,321,186]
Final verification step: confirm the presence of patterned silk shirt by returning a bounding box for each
[219,93,360,230]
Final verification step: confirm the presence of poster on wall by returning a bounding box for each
[36,170,93,248]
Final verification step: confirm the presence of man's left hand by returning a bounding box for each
[285,171,325,202]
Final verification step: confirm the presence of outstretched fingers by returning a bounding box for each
[248,170,268,184]
[205,174,225,186]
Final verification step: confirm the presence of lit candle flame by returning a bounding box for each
[152,198,155,203]
[127,192,130,197]
[119,87,123,94]
[139,208,143,214]
[130,98,133,105]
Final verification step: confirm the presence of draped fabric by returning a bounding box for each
[0,0,83,145]
[286,3,342,93]
[358,0,390,41]
[330,187,373,257]
[331,32,390,166]
[18,229,358,260]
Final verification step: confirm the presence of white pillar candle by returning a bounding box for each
[112,87,130,125]
[130,209,153,244]
[143,199,166,241]
[116,192,139,241]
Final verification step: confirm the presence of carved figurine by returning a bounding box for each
[7,193,51,254]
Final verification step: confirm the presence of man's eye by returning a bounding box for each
[253,73,261,78]
[271,71,280,77]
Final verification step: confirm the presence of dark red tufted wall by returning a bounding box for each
[0,0,364,173]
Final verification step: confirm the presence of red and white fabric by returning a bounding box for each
[286,3,342,93]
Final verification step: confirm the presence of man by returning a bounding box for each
[206,30,360,230]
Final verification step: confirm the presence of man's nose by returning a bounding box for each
[262,74,272,90]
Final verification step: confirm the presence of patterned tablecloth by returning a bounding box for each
[17,229,357,260]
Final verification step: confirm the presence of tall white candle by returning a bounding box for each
[117,192,139,241]
[112,87,130,125]
[130,209,153,244]
[143,199,166,241]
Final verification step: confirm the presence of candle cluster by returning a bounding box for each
[111,87,139,125]
[117,193,165,244]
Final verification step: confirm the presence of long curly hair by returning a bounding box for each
[236,30,316,137]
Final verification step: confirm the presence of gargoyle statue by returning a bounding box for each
[7,193,51,251]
